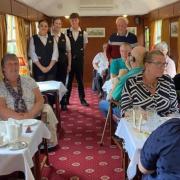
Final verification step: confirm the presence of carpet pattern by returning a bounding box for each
[42,88,124,180]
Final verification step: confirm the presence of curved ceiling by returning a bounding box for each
[17,0,179,17]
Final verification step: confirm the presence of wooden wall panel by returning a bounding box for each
[159,4,174,19]
[27,8,37,21]
[149,10,159,21]
[174,1,180,17]
[11,0,27,19]
[0,0,11,14]
[60,16,144,85]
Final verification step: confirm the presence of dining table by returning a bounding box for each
[0,119,51,180]
[115,116,174,180]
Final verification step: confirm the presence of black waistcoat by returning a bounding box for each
[57,33,67,63]
[33,34,54,66]
[66,29,84,59]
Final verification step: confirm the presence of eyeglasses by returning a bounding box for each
[128,53,136,63]
[148,61,168,68]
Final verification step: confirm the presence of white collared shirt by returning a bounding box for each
[51,31,71,52]
[65,27,88,44]
[164,55,176,78]
[28,34,58,62]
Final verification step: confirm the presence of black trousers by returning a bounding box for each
[56,59,68,105]
[66,57,85,101]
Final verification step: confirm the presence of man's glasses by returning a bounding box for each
[128,53,136,63]
[148,61,168,68]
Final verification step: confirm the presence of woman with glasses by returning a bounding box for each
[121,50,178,116]
[154,41,176,78]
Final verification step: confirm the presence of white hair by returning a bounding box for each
[116,16,129,25]
[155,41,168,51]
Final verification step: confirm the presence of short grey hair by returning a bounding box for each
[155,41,168,51]
[1,53,18,68]
[116,16,128,25]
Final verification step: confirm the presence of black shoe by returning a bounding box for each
[61,105,68,111]
[66,99,70,105]
[80,99,89,106]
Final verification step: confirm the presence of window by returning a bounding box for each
[145,26,150,50]
[6,15,17,54]
[154,20,162,44]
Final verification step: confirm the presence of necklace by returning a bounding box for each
[144,83,157,90]
[143,76,157,90]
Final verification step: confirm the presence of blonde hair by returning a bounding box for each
[144,50,164,64]
[116,16,129,25]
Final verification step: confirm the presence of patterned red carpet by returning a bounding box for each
[42,88,124,180]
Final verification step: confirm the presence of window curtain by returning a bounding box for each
[30,21,37,36]
[14,16,30,75]
[177,18,180,73]
[150,21,155,50]
[0,14,7,80]
[14,16,27,59]
[161,19,170,46]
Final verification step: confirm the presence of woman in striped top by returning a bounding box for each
[121,50,178,116]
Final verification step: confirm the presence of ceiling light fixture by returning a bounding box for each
[123,14,128,17]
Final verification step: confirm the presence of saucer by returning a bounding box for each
[0,141,8,148]
[9,141,28,151]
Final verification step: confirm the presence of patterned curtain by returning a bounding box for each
[0,14,7,80]
[161,19,170,47]
[14,16,27,59]
[150,21,155,50]
[30,21,37,36]
[14,16,30,75]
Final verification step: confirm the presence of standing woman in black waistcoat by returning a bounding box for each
[29,19,58,82]
[51,17,71,111]
[66,13,89,106]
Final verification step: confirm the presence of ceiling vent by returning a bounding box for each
[79,0,114,10]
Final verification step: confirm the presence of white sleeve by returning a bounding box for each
[28,37,39,63]
[92,53,100,65]
[83,31,88,44]
[65,35,71,52]
[51,39,59,61]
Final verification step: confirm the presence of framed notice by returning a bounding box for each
[86,28,105,38]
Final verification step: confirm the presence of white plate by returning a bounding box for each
[21,119,39,126]
[0,141,8,147]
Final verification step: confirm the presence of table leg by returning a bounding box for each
[33,150,41,180]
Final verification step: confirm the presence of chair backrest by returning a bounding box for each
[174,74,180,90]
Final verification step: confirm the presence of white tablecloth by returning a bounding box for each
[37,81,67,101]
[115,119,147,179]
[0,120,51,180]
[115,116,175,179]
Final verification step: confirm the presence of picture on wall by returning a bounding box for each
[127,27,137,35]
[171,22,178,37]
[86,28,105,37]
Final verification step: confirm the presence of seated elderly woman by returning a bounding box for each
[154,41,176,78]
[121,50,179,116]
[138,118,180,179]
[0,53,58,147]
[99,46,146,117]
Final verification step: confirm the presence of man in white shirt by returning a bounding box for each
[92,43,109,97]
[66,13,89,106]
[51,17,71,111]
[155,41,176,78]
